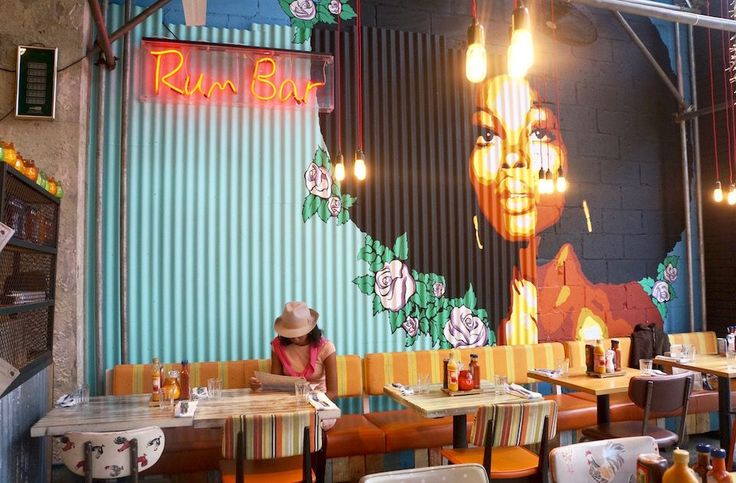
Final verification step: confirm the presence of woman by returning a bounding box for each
[250,301,338,403]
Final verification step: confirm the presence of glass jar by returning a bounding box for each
[162,370,181,401]
[6,196,25,233]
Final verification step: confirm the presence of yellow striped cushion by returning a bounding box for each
[111,360,248,395]
[470,399,557,447]
[563,338,631,370]
[669,332,718,355]
[222,410,322,460]
[362,343,565,395]
[335,355,363,398]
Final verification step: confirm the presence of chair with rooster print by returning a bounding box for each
[59,426,165,482]
[549,436,658,483]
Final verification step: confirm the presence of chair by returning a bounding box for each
[441,399,557,482]
[581,372,693,449]
[549,436,658,483]
[59,426,165,482]
[219,410,323,483]
[358,463,490,482]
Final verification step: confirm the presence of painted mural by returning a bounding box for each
[279,0,356,43]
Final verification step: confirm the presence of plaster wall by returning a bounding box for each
[0,0,90,400]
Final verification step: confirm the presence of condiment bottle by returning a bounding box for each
[637,453,668,483]
[611,339,622,371]
[180,360,190,401]
[447,352,459,392]
[150,357,162,405]
[163,370,182,400]
[691,443,711,483]
[585,344,595,372]
[663,448,698,483]
[469,353,480,389]
[605,349,615,373]
[594,340,606,374]
[442,357,449,389]
[706,448,731,483]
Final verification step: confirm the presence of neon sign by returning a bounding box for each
[140,38,333,112]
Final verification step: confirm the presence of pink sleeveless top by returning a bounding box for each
[271,338,336,392]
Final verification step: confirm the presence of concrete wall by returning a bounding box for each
[0,0,90,400]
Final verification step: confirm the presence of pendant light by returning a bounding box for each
[714,181,724,202]
[354,149,367,180]
[555,165,567,192]
[354,0,367,181]
[334,16,346,182]
[466,0,487,83]
[539,167,553,194]
[334,153,346,181]
[729,183,736,205]
[508,0,534,79]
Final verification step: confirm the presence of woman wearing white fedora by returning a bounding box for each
[250,301,338,406]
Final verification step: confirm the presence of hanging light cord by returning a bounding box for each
[356,0,364,151]
[720,0,734,183]
[551,0,562,144]
[472,0,477,19]
[707,1,720,182]
[336,15,342,154]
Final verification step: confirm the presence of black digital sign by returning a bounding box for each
[15,46,57,120]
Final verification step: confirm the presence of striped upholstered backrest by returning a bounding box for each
[669,331,718,355]
[335,355,363,397]
[221,410,323,460]
[111,360,249,395]
[563,338,632,370]
[363,349,453,395]
[470,399,558,447]
[459,343,565,385]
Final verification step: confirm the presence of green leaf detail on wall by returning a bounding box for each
[669,285,677,300]
[639,277,655,295]
[389,310,405,333]
[302,194,319,221]
[357,245,374,262]
[419,317,429,334]
[340,3,357,19]
[353,274,375,295]
[656,302,666,319]
[370,260,385,272]
[393,233,409,261]
[342,194,356,208]
[337,209,350,225]
[382,248,395,264]
[404,334,417,347]
[373,296,383,316]
[463,285,477,310]
[317,200,331,222]
[293,24,311,44]
[317,4,336,23]
[414,281,429,309]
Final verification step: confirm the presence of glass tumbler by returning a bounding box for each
[294,380,310,405]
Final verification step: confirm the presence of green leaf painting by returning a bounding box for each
[280,0,357,44]
[639,254,680,321]
[353,232,495,348]
[302,146,355,225]
[302,194,319,221]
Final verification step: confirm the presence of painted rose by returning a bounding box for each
[663,264,678,283]
[304,162,333,199]
[433,282,445,298]
[652,280,671,303]
[328,196,342,217]
[443,306,488,348]
[374,260,416,312]
[402,316,419,337]
[328,0,342,15]
[289,0,316,20]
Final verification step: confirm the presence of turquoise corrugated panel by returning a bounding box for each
[88,6,428,375]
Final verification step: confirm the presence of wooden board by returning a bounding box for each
[654,354,736,379]
[441,387,486,396]
[586,371,626,378]
[526,368,641,396]
[384,383,524,418]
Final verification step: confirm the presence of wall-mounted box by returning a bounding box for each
[15,46,58,120]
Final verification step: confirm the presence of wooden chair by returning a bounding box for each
[549,436,658,482]
[59,426,165,482]
[219,410,323,483]
[441,399,557,482]
[359,463,490,482]
[581,372,693,449]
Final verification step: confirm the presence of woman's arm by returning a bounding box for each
[323,352,338,401]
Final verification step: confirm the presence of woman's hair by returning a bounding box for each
[278,326,323,346]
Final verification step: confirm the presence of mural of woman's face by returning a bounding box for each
[469,75,567,241]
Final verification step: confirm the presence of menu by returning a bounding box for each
[254,371,305,392]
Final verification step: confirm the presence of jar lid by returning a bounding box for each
[696,443,712,453]
[470,353,478,358]
[711,448,727,458]
[167,369,180,377]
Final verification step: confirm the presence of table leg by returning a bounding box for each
[597,395,610,424]
[718,376,731,458]
[452,414,467,449]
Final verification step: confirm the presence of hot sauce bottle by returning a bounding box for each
[691,443,711,483]
[150,357,162,405]
[706,448,730,483]
[447,352,459,392]
[180,360,190,401]
[469,353,480,389]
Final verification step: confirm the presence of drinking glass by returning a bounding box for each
[556,358,570,375]
[419,373,431,394]
[295,380,310,405]
[494,375,507,395]
[726,351,736,371]
[207,378,222,399]
[639,359,653,374]
[76,384,89,406]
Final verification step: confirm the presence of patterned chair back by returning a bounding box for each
[549,436,658,483]
[469,399,557,447]
[222,410,323,460]
[59,426,165,479]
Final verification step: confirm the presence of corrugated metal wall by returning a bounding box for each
[0,366,50,483]
[89,7,460,381]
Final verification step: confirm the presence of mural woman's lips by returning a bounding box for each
[499,178,533,215]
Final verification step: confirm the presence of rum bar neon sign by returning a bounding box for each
[140,38,334,112]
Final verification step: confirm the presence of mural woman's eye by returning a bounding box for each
[530,127,557,143]
[475,127,498,146]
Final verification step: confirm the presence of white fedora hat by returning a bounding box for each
[274,301,319,338]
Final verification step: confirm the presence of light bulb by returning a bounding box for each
[466,19,487,83]
[354,149,367,181]
[555,166,567,192]
[507,4,534,79]
[334,153,346,181]
[538,167,546,194]
[728,184,736,205]
[714,180,723,203]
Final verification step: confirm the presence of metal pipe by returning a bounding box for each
[614,11,690,110]
[688,23,707,329]
[109,0,171,43]
[571,0,736,33]
[94,0,108,395]
[675,24,696,333]
[119,0,132,364]
[626,0,697,12]
[679,101,728,121]
[88,0,116,69]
